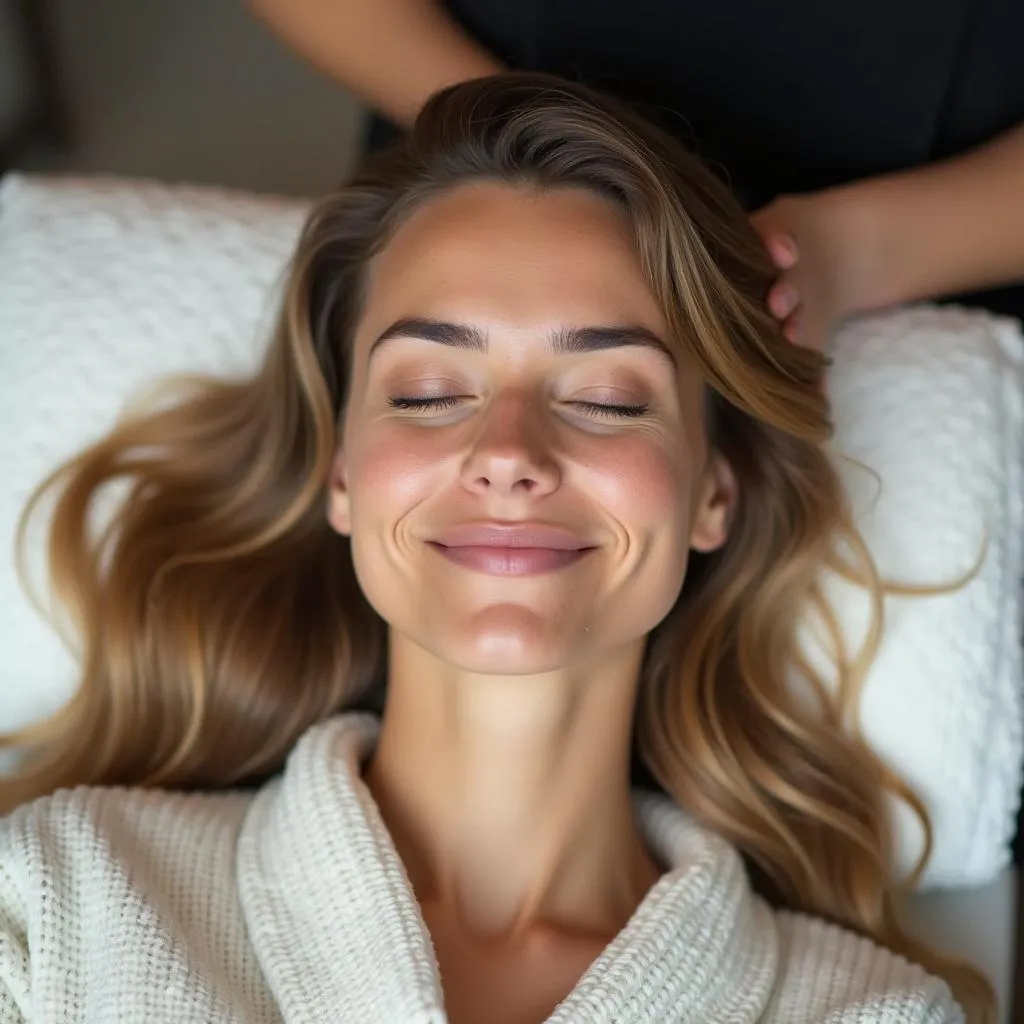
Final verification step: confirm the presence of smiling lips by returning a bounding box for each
[428,523,595,576]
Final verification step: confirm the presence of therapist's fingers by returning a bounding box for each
[782,310,803,345]
[768,279,800,320]
[765,232,799,270]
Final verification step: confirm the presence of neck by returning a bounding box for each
[362,633,665,948]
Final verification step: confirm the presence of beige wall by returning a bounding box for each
[23,0,366,196]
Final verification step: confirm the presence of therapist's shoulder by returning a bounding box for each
[763,910,966,1024]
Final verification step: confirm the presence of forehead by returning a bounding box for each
[358,182,671,338]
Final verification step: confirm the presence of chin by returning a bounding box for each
[428,604,582,676]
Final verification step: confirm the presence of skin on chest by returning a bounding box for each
[423,903,615,1024]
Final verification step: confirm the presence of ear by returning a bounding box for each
[326,446,352,537]
[689,451,737,554]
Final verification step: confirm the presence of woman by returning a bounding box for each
[0,74,992,1022]
[247,0,1024,353]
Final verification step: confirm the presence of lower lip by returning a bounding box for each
[430,543,592,576]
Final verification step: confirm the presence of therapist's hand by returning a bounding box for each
[755,122,1024,350]
[751,188,887,351]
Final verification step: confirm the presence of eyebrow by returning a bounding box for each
[368,317,676,365]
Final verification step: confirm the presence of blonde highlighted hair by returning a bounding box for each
[3,72,993,1019]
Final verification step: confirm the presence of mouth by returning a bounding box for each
[427,523,596,577]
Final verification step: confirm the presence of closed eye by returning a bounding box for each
[387,396,650,418]
[572,401,649,418]
[388,395,467,411]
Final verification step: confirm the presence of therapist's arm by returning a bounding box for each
[247,0,505,128]
[857,120,1024,306]
[754,120,1024,348]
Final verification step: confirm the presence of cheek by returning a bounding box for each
[578,433,696,634]
[345,424,453,525]
[580,434,691,530]
[342,426,449,622]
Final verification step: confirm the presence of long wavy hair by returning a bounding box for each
[3,72,992,1018]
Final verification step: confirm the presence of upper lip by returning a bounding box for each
[429,522,594,550]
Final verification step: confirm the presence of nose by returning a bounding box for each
[460,391,561,499]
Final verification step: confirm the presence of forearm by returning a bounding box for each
[843,121,1024,309]
[247,0,505,127]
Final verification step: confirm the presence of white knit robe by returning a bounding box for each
[0,712,962,1023]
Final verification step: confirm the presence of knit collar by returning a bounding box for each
[236,712,780,1023]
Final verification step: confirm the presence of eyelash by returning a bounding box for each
[387,396,650,418]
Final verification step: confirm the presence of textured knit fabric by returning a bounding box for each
[0,712,963,1023]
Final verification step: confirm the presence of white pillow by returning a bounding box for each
[0,174,307,729]
[0,173,1021,889]
[821,305,1024,887]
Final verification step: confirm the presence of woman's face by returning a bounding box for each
[329,182,735,675]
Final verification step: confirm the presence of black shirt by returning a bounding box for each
[367,0,1024,320]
